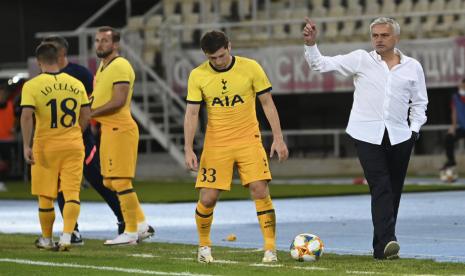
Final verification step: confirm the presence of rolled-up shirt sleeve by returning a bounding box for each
[304,44,363,77]
[409,62,428,132]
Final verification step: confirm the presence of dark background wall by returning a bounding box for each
[0,0,156,63]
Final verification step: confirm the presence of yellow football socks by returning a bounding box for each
[113,178,139,233]
[136,204,146,224]
[38,196,55,238]
[255,195,276,251]
[62,190,80,234]
[195,201,214,247]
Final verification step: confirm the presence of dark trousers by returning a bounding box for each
[354,130,414,258]
[57,127,124,231]
[445,128,465,166]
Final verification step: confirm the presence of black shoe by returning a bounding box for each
[383,241,400,260]
[117,221,125,235]
[442,161,456,170]
[70,230,84,246]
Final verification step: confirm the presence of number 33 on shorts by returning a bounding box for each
[199,168,217,183]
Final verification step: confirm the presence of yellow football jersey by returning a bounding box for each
[92,56,137,131]
[21,72,89,151]
[187,56,272,147]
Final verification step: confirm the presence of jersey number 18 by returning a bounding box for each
[46,98,77,128]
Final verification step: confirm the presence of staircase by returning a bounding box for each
[34,0,201,168]
[120,40,195,167]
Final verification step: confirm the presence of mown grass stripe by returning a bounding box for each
[0,258,215,276]
[346,271,383,275]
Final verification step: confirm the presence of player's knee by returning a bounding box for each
[248,181,269,200]
[199,189,219,208]
[38,196,54,209]
[199,192,218,208]
[112,178,133,193]
[62,190,80,202]
[200,198,217,208]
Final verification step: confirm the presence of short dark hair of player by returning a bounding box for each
[42,36,69,54]
[200,30,229,54]
[98,26,121,43]
[462,78,465,84]
[35,43,59,65]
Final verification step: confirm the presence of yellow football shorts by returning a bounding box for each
[100,126,139,178]
[31,149,84,198]
[195,143,272,191]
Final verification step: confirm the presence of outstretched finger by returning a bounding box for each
[305,18,316,30]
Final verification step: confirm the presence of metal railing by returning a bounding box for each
[260,124,455,157]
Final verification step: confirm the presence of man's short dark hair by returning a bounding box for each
[462,78,465,84]
[200,30,229,54]
[98,26,121,42]
[42,36,69,54]
[35,43,58,64]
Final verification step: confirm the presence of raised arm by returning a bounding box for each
[258,93,289,162]
[303,17,362,76]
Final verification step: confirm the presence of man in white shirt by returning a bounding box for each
[303,17,428,260]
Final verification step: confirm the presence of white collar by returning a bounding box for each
[371,48,407,63]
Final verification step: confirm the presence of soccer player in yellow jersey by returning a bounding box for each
[91,26,153,245]
[20,43,90,251]
[184,31,289,263]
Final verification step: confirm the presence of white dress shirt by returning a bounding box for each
[304,45,428,145]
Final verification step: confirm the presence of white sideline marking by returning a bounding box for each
[211,260,239,264]
[292,266,330,271]
[170,257,238,264]
[249,263,283,268]
[170,257,194,261]
[0,258,215,276]
[129,254,159,258]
